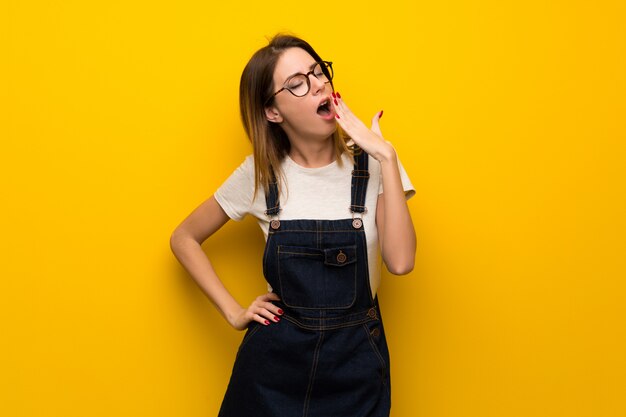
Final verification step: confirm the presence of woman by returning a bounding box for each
[170,34,416,417]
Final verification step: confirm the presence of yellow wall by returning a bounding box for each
[2,1,625,416]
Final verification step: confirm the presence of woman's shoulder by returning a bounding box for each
[241,154,255,169]
[227,154,255,178]
[217,154,255,191]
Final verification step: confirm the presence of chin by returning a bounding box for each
[322,122,338,138]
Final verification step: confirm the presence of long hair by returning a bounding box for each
[239,34,349,199]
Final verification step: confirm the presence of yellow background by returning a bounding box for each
[2,1,625,416]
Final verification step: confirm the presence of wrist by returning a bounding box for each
[225,305,245,328]
[376,145,397,164]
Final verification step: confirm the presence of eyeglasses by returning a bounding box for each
[265,61,333,104]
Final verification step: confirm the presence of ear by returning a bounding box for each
[265,105,283,124]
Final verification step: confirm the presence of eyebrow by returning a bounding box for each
[284,62,318,81]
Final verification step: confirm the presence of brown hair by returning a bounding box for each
[239,34,349,199]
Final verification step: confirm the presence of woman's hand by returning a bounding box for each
[229,292,283,330]
[331,92,396,162]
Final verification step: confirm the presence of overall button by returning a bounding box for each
[336,250,347,264]
[367,308,378,319]
[270,219,280,229]
[370,328,380,337]
[352,218,363,229]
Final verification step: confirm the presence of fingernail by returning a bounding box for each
[335,114,340,119]
[334,99,338,105]
[331,92,336,98]
[274,316,280,322]
[379,110,384,118]
[264,320,270,325]
[337,92,341,99]
[277,309,284,315]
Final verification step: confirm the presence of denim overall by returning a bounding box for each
[219,150,391,417]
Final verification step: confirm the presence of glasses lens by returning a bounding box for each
[316,62,333,82]
[284,62,333,97]
[286,74,309,97]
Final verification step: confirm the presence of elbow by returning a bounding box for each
[387,262,415,275]
[385,257,415,276]
[170,225,206,258]
[379,226,417,275]
[383,239,417,275]
[169,227,187,255]
[169,230,180,255]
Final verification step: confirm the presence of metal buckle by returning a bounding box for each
[264,207,281,217]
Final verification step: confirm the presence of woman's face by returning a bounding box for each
[265,47,337,143]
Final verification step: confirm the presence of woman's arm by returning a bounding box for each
[332,93,416,275]
[170,196,282,329]
[375,159,416,275]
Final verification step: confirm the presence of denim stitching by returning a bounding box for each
[284,315,375,331]
[361,232,375,305]
[302,330,325,417]
[362,323,387,384]
[269,230,365,234]
[236,323,262,359]
[276,245,358,310]
[350,151,369,213]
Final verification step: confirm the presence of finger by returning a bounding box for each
[259,300,284,317]
[332,91,351,120]
[251,313,272,326]
[338,94,358,121]
[256,293,283,315]
[257,292,280,302]
[332,94,351,132]
[371,110,383,137]
[254,306,282,323]
[333,93,372,137]
[265,292,281,301]
[253,293,283,315]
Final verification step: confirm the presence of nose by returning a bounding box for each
[308,73,326,95]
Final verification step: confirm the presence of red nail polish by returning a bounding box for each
[337,92,341,99]
[264,320,270,325]
[331,92,336,98]
[335,114,340,119]
[277,309,284,315]
[334,99,338,105]
[379,110,384,118]
[274,316,280,321]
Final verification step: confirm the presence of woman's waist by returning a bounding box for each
[276,302,381,330]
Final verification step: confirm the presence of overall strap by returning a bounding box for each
[263,149,370,216]
[264,171,280,216]
[350,147,370,214]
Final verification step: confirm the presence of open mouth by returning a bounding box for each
[317,99,331,116]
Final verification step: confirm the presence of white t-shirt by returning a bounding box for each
[214,152,415,296]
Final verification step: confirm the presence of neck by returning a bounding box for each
[288,137,335,168]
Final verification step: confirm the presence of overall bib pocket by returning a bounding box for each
[277,244,357,309]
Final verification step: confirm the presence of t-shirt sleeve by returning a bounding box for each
[214,155,255,221]
[378,154,416,200]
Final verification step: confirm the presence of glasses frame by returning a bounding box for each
[265,61,333,105]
